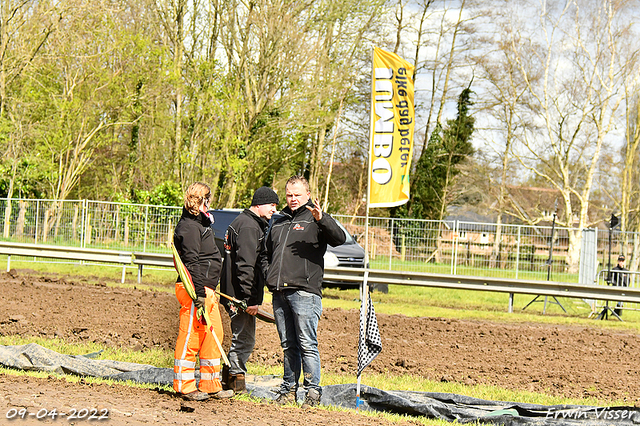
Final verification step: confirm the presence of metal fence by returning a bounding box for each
[334,214,639,283]
[592,269,640,313]
[1,198,638,282]
[1,198,181,254]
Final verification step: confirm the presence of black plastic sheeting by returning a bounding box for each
[2,344,639,426]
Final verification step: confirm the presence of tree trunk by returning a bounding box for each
[15,200,27,237]
[72,204,79,241]
[350,162,366,223]
[566,228,582,275]
[309,127,326,197]
[173,0,185,178]
[490,215,502,269]
[631,232,639,272]
[3,187,12,239]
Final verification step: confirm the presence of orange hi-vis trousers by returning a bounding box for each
[173,283,224,395]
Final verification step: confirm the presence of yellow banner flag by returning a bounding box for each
[368,47,415,207]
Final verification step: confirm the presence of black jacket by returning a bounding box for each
[173,207,222,298]
[611,265,629,287]
[220,209,269,307]
[266,200,346,297]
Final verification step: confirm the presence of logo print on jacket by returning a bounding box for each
[223,229,231,251]
[293,224,305,231]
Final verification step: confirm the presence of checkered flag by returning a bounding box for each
[357,293,382,376]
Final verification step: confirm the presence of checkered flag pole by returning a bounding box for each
[356,272,382,410]
[357,290,382,376]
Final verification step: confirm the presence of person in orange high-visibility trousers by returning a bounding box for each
[173,182,234,402]
[174,283,226,397]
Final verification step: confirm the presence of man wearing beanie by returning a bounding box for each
[219,186,279,392]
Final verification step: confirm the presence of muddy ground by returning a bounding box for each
[1,269,639,425]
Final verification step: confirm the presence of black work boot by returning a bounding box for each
[221,364,230,390]
[229,373,246,393]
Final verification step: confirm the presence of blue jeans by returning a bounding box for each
[272,290,322,395]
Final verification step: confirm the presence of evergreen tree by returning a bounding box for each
[407,86,475,220]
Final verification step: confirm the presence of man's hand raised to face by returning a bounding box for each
[306,198,323,221]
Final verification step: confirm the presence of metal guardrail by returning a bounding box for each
[324,266,640,305]
[0,241,132,283]
[0,242,175,284]
[595,268,640,289]
[4,242,640,317]
[132,252,173,283]
[0,242,179,284]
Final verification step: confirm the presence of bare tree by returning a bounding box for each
[196,0,387,206]
[388,0,482,222]
[210,0,322,205]
[622,91,640,270]
[474,2,539,267]
[151,0,187,179]
[508,0,638,272]
[414,0,476,160]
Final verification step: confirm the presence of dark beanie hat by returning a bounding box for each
[251,186,279,206]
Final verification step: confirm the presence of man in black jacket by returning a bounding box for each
[611,255,629,316]
[220,186,279,393]
[266,175,346,408]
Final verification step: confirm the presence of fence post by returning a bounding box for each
[388,218,394,271]
[143,205,149,252]
[515,225,521,279]
[81,200,87,248]
[452,221,458,275]
[35,200,40,245]
[115,204,120,244]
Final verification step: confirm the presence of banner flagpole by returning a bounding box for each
[356,47,374,413]
[357,45,413,413]
[356,271,369,411]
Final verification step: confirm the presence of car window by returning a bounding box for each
[208,209,243,253]
[335,220,354,244]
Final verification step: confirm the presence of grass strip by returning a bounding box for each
[0,334,625,426]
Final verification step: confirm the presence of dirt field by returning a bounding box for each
[1,269,640,425]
